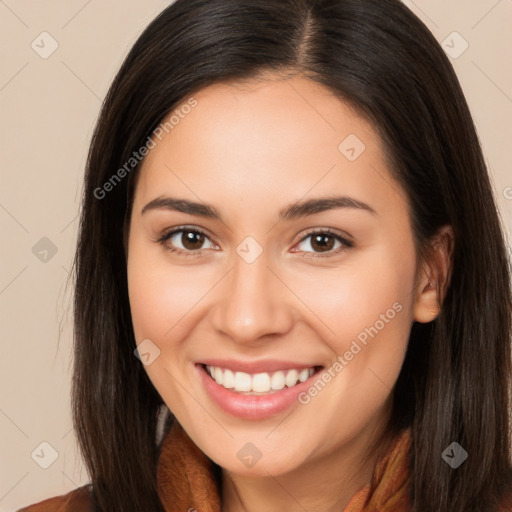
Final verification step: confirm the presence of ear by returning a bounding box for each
[413,225,454,323]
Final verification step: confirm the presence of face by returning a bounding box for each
[127,74,433,478]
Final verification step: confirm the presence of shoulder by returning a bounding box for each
[17,484,93,512]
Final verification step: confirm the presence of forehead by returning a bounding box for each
[132,74,405,224]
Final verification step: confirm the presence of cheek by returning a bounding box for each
[127,237,222,371]
[301,244,415,333]
[126,240,206,412]
[295,239,416,389]
[129,267,183,340]
[128,255,206,343]
[126,228,190,338]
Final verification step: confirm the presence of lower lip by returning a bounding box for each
[196,364,321,420]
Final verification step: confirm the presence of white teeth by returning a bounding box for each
[285,369,299,388]
[252,373,270,392]
[223,369,235,388]
[299,368,310,382]
[270,371,285,390]
[205,365,316,394]
[234,371,252,391]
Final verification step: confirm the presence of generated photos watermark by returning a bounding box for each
[298,301,403,405]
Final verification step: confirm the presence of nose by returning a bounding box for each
[211,251,295,345]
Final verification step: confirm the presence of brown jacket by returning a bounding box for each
[17,421,512,511]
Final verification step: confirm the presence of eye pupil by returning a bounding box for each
[182,231,204,250]
[311,233,334,253]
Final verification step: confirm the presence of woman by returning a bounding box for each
[19,0,512,511]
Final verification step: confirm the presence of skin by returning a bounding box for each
[126,73,453,512]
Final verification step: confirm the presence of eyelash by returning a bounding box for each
[156,226,354,259]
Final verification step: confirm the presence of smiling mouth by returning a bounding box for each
[201,363,323,395]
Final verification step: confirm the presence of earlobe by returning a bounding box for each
[413,267,440,323]
[413,225,454,324]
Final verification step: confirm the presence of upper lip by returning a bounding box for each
[198,359,322,374]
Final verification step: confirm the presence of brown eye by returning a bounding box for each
[309,233,336,253]
[158,227,216,256]
[180,230,206,250]
[294,229,353,258]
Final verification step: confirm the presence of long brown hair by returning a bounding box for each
[72,0,512,510]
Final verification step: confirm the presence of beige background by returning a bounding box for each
[0,1,511,510]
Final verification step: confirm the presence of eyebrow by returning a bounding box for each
[141,195,377,221]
